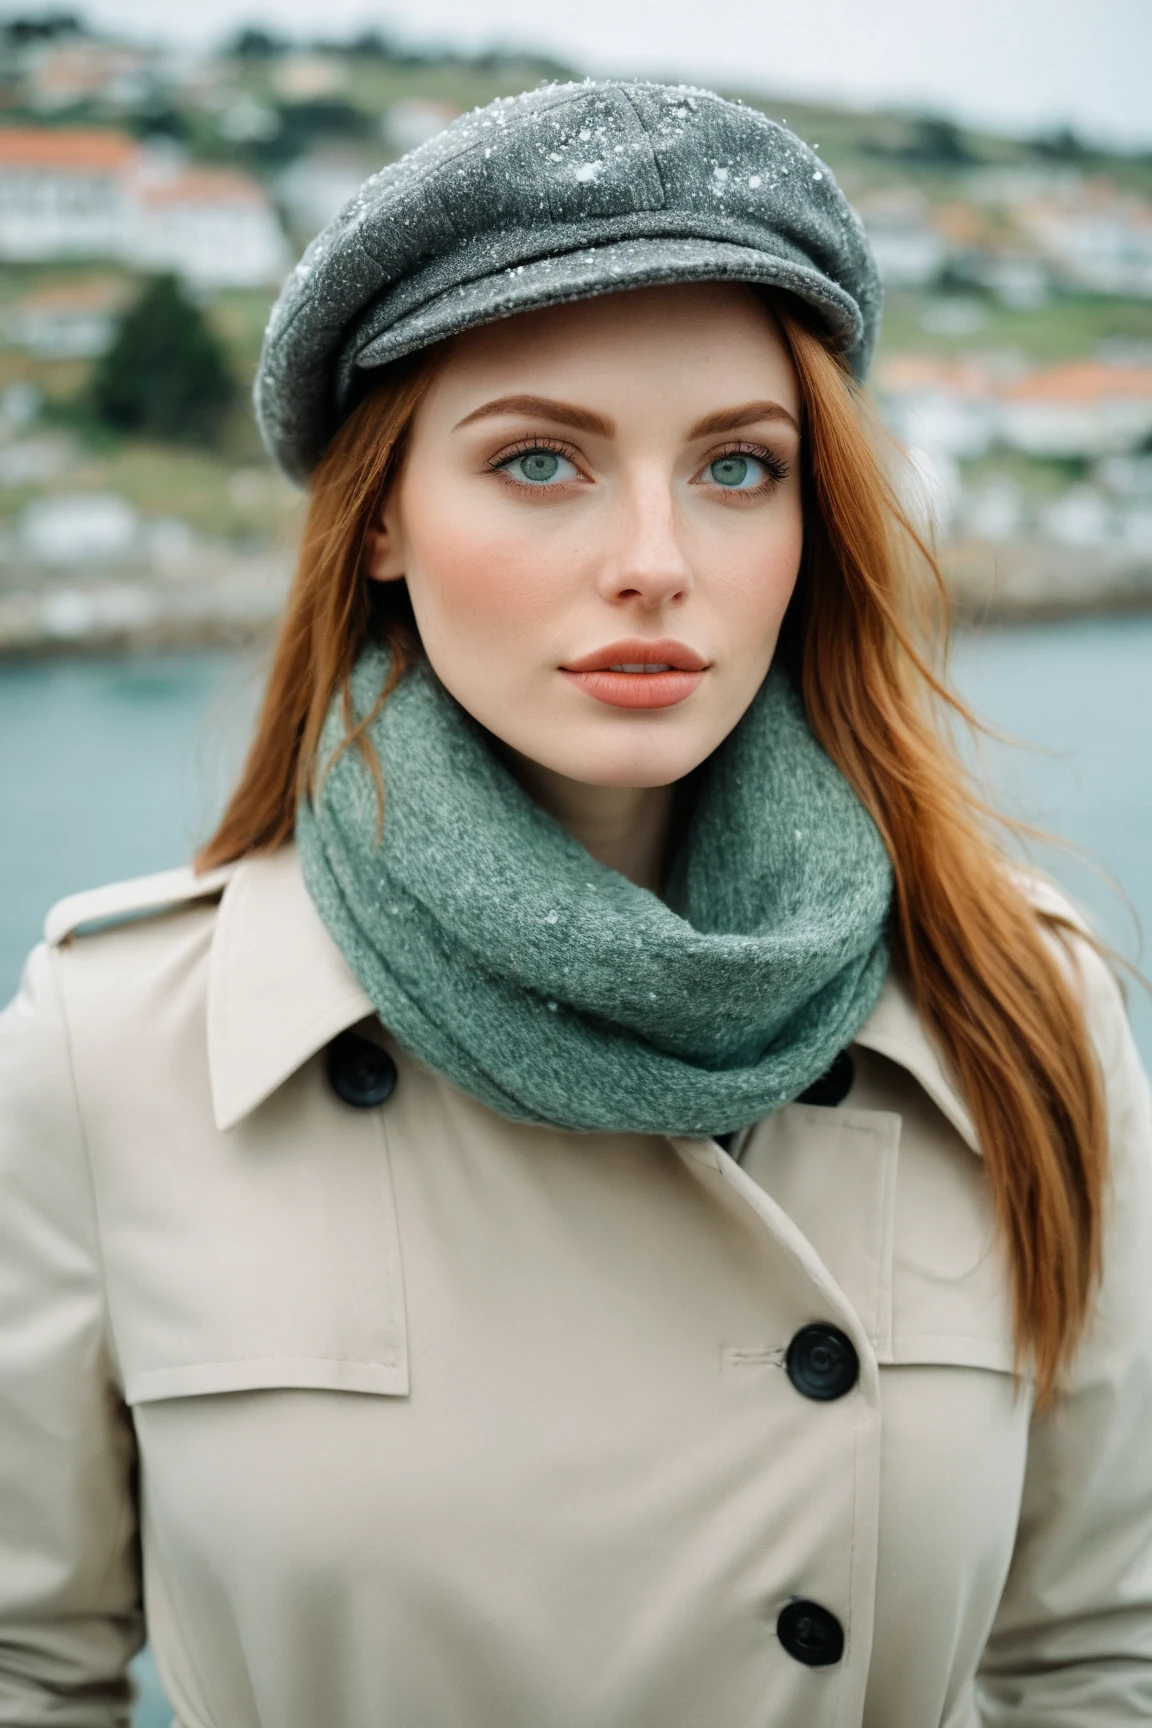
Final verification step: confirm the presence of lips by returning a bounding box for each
[561,638,708,674]
[559,638,709,710]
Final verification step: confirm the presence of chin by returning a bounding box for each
[531,728,713,790]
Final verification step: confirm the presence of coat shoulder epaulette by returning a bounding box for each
[44,862,237,947]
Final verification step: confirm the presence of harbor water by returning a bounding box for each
[1,615,1151,1724]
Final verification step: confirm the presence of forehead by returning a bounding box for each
[422,282,799,419]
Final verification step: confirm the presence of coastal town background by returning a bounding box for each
[0,14,1149,650]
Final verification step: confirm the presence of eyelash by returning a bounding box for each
[707,441,791,490]
[485,436,792,493]
[487,436,582,492]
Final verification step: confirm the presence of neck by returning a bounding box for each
[500,750,676,896]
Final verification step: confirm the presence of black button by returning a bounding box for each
[786,1323,859,1401]
[326,1032,397,1109]
[777,1599,844,1667]
[797,1049,854,1107]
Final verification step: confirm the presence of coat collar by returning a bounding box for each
[853,970,978,1152]
[208,845,372,1131]
[207,845,978,1153]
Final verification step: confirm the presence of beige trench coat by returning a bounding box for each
[2,843,1152,1728]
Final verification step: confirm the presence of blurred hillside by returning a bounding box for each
[0,12,1151,651]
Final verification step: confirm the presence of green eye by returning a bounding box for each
[709,455,751,488]
[495,446,579,487]
[515,450,560,483]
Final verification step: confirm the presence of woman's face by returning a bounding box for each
[367,282,804,789]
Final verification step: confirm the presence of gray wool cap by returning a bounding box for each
[255,79,882,483]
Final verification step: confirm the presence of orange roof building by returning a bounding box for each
[1000,361,1152,456]
[0,128,289,287]
[135,167,270,211]
[1002,361,1152,405]
[0,127,139,173]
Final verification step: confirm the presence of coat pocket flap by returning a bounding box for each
[884,1333,1016,1374]
[125,1355,408,1405]
[98,1060,410,1407]
[739,1063,1018,1378]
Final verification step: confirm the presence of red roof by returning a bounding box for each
[1005,361,1152,403]
[137,168,268,209]
[0,127,138,172]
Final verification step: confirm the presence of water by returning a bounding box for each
[1,617,1150,1725]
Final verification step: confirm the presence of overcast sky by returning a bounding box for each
[57,0,1152,150]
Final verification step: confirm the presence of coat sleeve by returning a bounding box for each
[977,938,1152,1722]
[0,943,144,1726]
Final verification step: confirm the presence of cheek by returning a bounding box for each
[712,499,805,631]
[402,494,564,647]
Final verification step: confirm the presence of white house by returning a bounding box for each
[0,127,290,288]
[857,190,948,290]
[278,147,382,239]
[0,128,136,260]
[128,162,291,290]
[875,355,1002,459]
[1000,362,1152,457]
[25,40,155,113]
[1019,181,1152,299]
[3,279,128,358]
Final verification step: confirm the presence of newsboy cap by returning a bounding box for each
[255,79,882,483]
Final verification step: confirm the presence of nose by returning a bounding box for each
[598,470,693,609]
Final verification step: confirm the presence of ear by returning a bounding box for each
[363,497,406,584]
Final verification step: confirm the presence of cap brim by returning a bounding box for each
[344,234,864,408]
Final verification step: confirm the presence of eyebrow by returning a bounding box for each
[688,400,800,437]
[453,394,615,436]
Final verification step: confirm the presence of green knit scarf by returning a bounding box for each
[296,643,893,1137]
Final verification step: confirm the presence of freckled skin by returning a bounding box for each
[366,282,804,793]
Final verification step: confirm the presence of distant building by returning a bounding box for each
[856,189,948,290]
[2,279,127,358]
[0,127,290,288]
[1018,178,1152,299]
[875,355,1003,458]
[1000,361,1152,457]
[932,199,1051,308]
[968,253,1050,310]
[0,128,137,259]
[960,478,1027,542]
[278,147,381,239]
[25,40,154,112]
[1037,486,1114,546]
[881,353,1152,463]
[19,491,138,563]
[129,162,290,289]
[270,53,349,102]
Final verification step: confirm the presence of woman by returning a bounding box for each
[1,79,1151,1728]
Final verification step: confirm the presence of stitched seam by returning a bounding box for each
[839,1379,865,1726]
[617,86,667,208]
[131,1354,400,1377]
[49,945,143,1700]
[373,1109,405,1360]
[50,945,127,1390]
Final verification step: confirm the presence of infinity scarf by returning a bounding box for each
[296,644,893,1137]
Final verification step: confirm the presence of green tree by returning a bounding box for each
[90,274,236,446]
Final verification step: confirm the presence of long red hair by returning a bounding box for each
[198,295,1107,1406]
